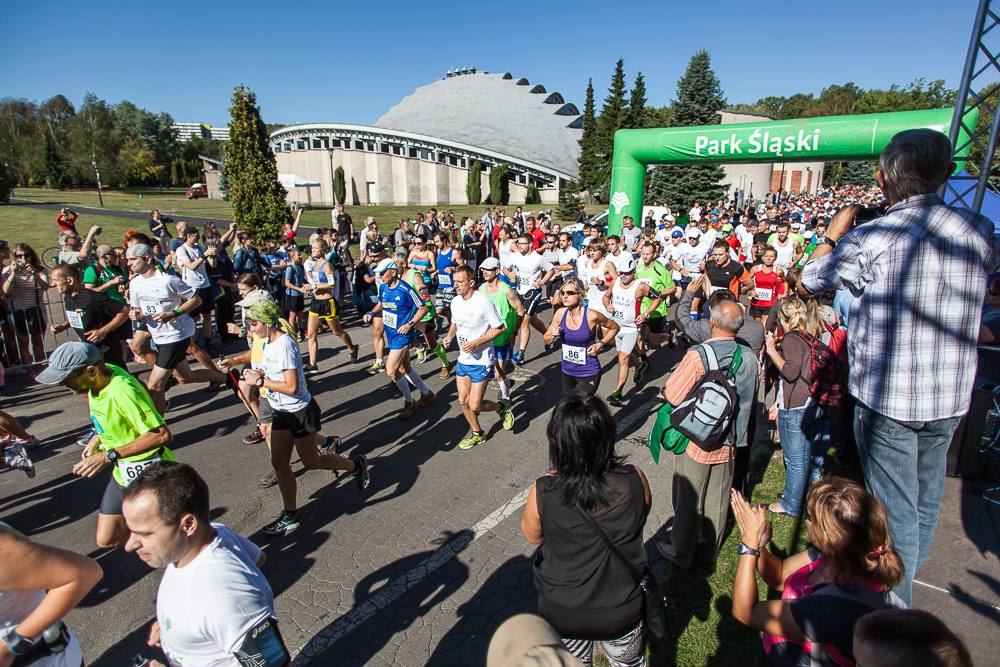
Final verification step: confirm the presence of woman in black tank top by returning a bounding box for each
[520,393,652,666]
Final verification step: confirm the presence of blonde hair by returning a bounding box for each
[778,296,823,337]
[807,477,904,590]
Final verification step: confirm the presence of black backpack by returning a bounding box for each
[669,343,743,451]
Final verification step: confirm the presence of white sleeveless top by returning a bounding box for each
[0,523,83,666]
[609,279,644,329]
[578,255,611,314]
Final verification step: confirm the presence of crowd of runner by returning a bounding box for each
[0,129,997,666]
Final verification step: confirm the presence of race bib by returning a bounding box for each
[382,310,398,329]
[438,273,453,287]
[118,453,162,486]
[753,287,774,302]
[562,344,587,365]
[66,309,84,330]
[140,299,164,316]
[457,333,471,348]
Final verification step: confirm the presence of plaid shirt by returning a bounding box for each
[802,193,1000,422]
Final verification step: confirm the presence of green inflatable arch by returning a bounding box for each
[605,107,978,236]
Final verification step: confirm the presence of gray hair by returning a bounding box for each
[709,301,745,333]
[878,129,954,200]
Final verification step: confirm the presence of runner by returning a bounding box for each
[434,231,457,332]
[173,226,218,353]
[241,300,370,536]
[50,263,130,368]
[126,244,227,413]
[364,243,389,375]
[705,240,748,296]
[401,251,451,377]
[575,239,617,319]
[442,266,514,450]
[543,278,618,396]
[37,341,175,548]
[606,235,635,273]
[620,215,643,253]
[122,462,292,666]
[506,234,555,365]
[742,246,786,325]
[603,257,663,406]
[768,220,803,271]
[547,233,579,306]
[635,240,676,349]
[478,258,524,401]
[303,239,359,376]
[364,259,436,419]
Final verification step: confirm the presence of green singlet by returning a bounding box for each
[635,260,674,319]
[479,282,517,348]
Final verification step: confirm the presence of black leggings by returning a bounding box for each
[561,372,600,396]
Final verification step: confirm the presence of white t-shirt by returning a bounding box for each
[677,242,709,276]
[260,334,310,412]
[174,243,211,289]
[157,524,274,667]
[555,247,579,280]
[497,239,518,271]
[507,251,553,295]
[621,226,642,251]
[664,242,687,280]
[451,291,504,366]
[129,272,197,344]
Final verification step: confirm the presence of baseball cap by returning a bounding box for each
[35,341,103,385]
[618,257,637,273]
[486,614,582,667]
[375,258,398,274]
[671,229,684,238]
[367,242,385,255]
[721,224,734,232]
[236,289,271,308]
[686,227,702,239]
[480,257,500,270]
[125,244,152,258]
[95,244,114,257]
[245,299,281,325]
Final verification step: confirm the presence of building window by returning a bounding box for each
[366,141,375,151]
[409,147,419,158]
[282,142,291,152]
[311,137,323,149]
[419,149,432,161]
[273,144,281,153]
[354,140,364,150]
[391,144,403,155]
[330,138,341,148]
[296,139,306,150]
[380,143,390,154]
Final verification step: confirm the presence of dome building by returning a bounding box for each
[270,69,582,207]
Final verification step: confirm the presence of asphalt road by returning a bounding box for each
[0,307,684,666]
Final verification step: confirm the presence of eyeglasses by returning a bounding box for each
[559,290,580,296]
[14,253,26,258]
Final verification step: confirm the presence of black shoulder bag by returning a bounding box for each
[576,506,668,641]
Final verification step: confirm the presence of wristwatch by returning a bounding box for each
[737,542,760,557]
[106,449,120,464]
[1,627,35,656]
[820,237,837,250]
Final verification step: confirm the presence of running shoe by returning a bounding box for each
[498,400,514,431]
[511,350,525,366]
[258,470,278,488]
[16,436,42,451]
[633,356,650,386]
[349,344,360,364]
[366,360,384,375]
[204,381,223,392]
[415,348,429,364]
[458,432,487,450]
[303,363,320,376]
[439,362,452,380]
[2,443,35,479]
[352,455,370,490]
[320,435,344,454]
[543,342,555,353]
[262,510,301,536]
[76,427,97,448]
[607,391,624,407]
[243,426,265,446]
[415,391,436,409]
[399,401,418,420]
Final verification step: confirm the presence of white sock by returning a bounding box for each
[406,368,430,394]
[395,377,413,402]
[498,377,510,400]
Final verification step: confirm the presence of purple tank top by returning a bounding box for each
[560,306,600,377]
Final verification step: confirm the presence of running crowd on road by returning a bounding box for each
[0,129,997,666]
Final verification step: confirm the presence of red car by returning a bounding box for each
[185,183,208,199]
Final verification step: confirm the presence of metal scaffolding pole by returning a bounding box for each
[943,0,1000,212]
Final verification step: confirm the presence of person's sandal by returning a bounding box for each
[767,502,790,515]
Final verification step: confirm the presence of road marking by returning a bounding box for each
[913,579,1000,612]
[293,394,661,663]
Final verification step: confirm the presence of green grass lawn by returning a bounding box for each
[0,205,140,259]
[648,449,808,667]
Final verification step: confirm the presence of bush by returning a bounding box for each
[467,161,482,205]
[334,166,346,205]
[489,163,509,206]
[525,182,541,204]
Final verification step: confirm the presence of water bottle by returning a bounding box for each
[41,623,68,654]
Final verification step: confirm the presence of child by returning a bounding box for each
[283,247,308,340]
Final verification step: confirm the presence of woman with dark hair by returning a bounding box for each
[1,243,49,369]
[730,477,905,666]
[521,393,652,666]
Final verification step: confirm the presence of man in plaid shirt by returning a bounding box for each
[802,128,1000,605]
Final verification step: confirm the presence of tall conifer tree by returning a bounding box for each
[577,79,601,194]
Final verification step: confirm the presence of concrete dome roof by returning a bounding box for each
[376,72,582,178]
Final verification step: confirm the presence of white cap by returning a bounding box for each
[618,256,637,273]
[375,258,398,274]
[236,289,271,308]
[480,257,500,270]
[686,227,702,239]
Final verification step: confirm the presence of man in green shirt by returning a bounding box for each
[81,245,128,305]
[37,341,174,548]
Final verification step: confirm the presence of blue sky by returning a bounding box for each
[1,1,978,127]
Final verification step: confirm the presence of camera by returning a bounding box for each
[854,204,887,225]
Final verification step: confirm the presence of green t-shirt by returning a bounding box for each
[480,282,517,347]
[635,260,675,318]
[89,364,173,486]
[82,264,128,305]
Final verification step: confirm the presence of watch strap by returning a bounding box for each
[737,542,760,556]
[2,628,36,655]
[821,236,837,249]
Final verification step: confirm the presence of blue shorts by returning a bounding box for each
[494,342,512,361]
[456,362,494,383]
[386,329,414,351]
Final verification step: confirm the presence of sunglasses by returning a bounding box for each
[559,290,580,296]
[14,253,26,258]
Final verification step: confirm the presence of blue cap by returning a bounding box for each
[35,341,103,385]
[671,229,684,238]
